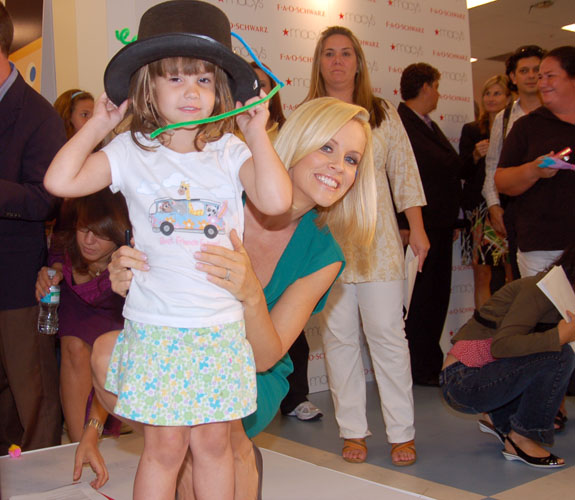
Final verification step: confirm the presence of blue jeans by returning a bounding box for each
[440,345,575,445]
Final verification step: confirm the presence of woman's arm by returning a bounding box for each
[44,94,128,197]
[403,206,429,271]
[73,395,110,489]
[237,94,292,216]
[195,230,341,370]
[494,155,559,196]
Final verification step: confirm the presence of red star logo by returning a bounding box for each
[393,89,398,95]
[435,29,439,35]
[283,28,288,36]
[391,44,396,50]
[388,0,393,4]
[440,115,444,120]
[339,13,344,19]
[286,78,292,86]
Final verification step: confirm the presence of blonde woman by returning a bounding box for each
[459,75,512,309]
[75,97,377,499]
[305,26,429,466]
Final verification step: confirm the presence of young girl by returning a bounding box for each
[44,1,292,498]
[53,89,95,140]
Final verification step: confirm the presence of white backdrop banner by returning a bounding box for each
[102,0,475,393]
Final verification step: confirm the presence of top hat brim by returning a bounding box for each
[104,33,260,106]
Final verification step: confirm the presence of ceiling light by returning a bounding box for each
[562,24,575,32]
[470,57,478,62]
[467,0,497,8]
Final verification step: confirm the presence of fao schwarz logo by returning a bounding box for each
[338,11,376,27]
[219,0,263,10]
[434,28,465,41]
[390,42,423,56]
[387,0,422,14]
[440,113,469,124]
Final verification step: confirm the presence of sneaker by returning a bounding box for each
[286,401,323,421]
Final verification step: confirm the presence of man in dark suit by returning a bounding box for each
[0,4,65,454]
[398,63,463,386]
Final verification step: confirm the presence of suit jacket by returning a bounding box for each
[398,102,463,229]
[0,72,66,309]
[459,121,489,211]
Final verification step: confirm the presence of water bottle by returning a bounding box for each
[38,269,60,335]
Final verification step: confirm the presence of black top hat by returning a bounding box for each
[104,0,259,106]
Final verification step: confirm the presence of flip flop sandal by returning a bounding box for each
[342,438,367,463]
[391,439,417,467]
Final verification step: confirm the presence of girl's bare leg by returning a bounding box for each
[189,422,234,500]
[135,425,190,500]
[176,450,196,500]
[230,420,258,500]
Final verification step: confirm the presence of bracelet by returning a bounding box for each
[85,417,104,438]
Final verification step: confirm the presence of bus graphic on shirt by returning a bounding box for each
[149,198,226,239]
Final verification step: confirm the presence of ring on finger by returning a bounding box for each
[224,268,231,281]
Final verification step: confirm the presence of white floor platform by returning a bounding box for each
[1,433,433,500]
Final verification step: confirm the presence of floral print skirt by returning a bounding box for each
[461,200,509,267]
[105,319,256,426]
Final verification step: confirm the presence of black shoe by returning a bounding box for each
[502,435,564,468]
[478,419,505,445]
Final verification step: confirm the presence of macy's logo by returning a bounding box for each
[338,11,376,27]
[282,27,321,40]
[390,42,424,56]
[387,0,422,14]
[434,27,465,41]
[219,0,263,10]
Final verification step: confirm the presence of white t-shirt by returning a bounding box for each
[104,132,251,328]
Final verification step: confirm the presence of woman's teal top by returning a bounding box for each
[242,210,344,437]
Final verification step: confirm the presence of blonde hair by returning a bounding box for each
[478,74,511,135]
[126,57,235,151]
[274,97,377,246]
[303,26,388,128]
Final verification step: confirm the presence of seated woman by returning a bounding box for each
[440,244,575,468]
[73,97,378,498]
[35,189,130,442]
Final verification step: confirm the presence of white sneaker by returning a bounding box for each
[286,401,323,421]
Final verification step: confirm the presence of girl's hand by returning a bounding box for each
[35,266,63,301]
[108,245,149,297]
[194,229,262,306]
[73,429,109,489]
[92,93,129,133]
[235,90,270,142]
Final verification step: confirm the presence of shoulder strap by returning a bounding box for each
[501,101,514,138]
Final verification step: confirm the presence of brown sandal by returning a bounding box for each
[342,438,367,463]
[391,439,417,466]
